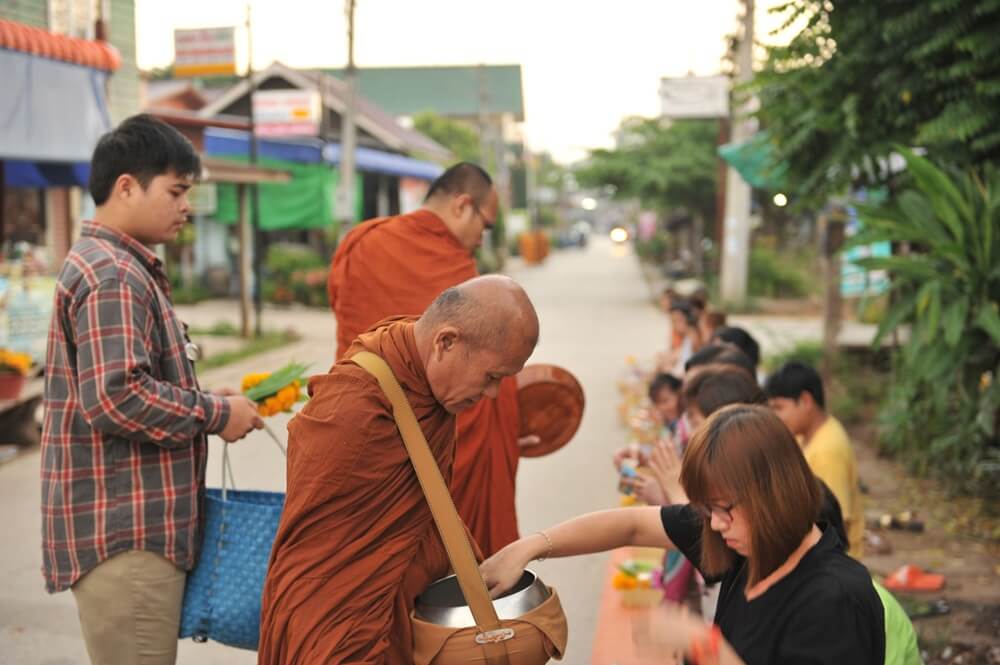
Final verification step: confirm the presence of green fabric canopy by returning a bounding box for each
[717,131,789,191]
[212,157,360,231]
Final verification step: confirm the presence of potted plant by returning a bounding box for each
[0,348,32,400]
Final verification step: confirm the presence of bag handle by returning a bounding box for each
[352,351,515,655]
[220,420,287,501]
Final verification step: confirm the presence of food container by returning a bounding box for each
[414,570,551,628]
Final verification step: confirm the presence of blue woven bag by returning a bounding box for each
[180,436,286,650]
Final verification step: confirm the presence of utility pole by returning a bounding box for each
[719,0,755,305]
[246,3,264,337]
[336,0,358,227]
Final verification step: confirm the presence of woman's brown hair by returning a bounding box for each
[680,404,821,587]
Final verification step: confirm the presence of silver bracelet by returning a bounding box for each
[534,530,553,562]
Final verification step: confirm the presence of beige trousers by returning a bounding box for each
[71,550,186,665]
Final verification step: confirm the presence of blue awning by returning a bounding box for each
[3,160,90,188]
[203,127,443,181]
[203,127,325,164]
[322,144,443,181]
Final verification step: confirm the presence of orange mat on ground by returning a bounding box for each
[590,548,680,665]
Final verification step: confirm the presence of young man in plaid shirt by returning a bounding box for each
[41,114,263,665]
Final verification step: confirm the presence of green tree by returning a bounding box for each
[411,111,481,163]
[753,0,1000,206]
[575,118,719,273]
[849,149,1000,496]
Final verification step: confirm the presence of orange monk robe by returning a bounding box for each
[259,319,455,665]
[451,377,522,556]
[328,209,477,360]
[327,208,523,556]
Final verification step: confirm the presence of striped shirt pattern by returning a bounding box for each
[41,221,230,593]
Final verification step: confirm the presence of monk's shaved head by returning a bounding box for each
[416,276,539,413]
[424,162,493,206]
[420,275,539,354]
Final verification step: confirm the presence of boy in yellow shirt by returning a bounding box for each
[765,361,865,558]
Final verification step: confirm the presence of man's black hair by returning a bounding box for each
[711,326,761,369]
[764,360,826,409]
[424,162,492,203]
[88,114,201,206]
[684,343,756,377]
[647,372,681,402]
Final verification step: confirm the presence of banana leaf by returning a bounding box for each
[244,362,311,402]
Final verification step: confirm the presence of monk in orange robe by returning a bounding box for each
[258,276,539,665]
[327,162,530,556]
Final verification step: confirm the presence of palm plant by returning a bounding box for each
[848,148,1000,495]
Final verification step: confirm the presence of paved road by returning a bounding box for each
[0,237,827,664]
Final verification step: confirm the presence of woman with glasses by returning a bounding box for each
[481,404,888,665]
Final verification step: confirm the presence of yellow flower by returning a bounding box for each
[245,367,306,417]
[0,349,32,376]
[241,371,272,392]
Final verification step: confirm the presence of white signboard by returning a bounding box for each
[252,90,322,137]
[0,275,56,364]
[174,27,236,78]
[660,75,730,120]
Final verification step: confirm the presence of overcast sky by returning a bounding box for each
[136,0,794,163]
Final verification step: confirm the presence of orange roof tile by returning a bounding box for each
[0,19,120,72]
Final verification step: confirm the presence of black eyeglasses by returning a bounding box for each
[471,203,495,230]
[693,501,737,523]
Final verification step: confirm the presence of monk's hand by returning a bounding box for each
[517,434,542,450]
[481,538,535,599]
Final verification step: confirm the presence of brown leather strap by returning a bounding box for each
[352,352,511,661]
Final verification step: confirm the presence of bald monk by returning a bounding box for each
[327,162,532,556]
[258,276,540,665]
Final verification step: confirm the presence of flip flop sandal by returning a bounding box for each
[884,564,946,592]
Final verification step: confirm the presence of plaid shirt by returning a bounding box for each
[41,221,230,593]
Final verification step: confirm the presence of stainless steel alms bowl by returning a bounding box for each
[414,570,550,628]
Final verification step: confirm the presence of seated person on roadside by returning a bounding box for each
[612,372,681,473]
[662,301,701,375]
[711,326,761,375]
[688,291,708,321]
[483,404,888,665]
[660,286,681,346]
[683,343,756,381]
[765,361,864,558]
[258,276,540,665]
[699,310,728,346]
[649,372,682,432]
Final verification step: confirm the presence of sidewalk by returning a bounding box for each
[175,301,336,395]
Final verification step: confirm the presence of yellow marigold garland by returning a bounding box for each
[240,365,306,417]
